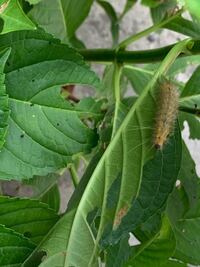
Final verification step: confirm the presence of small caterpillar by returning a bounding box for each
[153,79,179,150]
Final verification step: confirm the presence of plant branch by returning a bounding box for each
[112,62,122,138]
[78,40,200,64]
[69,164,79,188]
[179,106,200,116]
[118,10,183,50]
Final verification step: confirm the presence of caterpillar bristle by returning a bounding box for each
[153,79,179,150]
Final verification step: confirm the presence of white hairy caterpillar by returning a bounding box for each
[153,79,179,149]
[126,79,179,153]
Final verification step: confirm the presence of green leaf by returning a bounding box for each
[179,112,200,139]
[24,39,189,267]
[185,0,200,21]
[0,48,10,149]
[165,17,200,38]
[26,0,41,4]
[0,196,59,244]
[180,65,200,109]
[97,0,119,46]
[141,0,161,8]
[171,197,200,265]
[168,143,200,265]
[0,30,102,180]
[123,66,153,95]
[23,209,77,267]
[125,216,176,267]
[22,174,60,212]
[179,65,200,140]
[151,0,177,24]
[0,224,35,266]
[161,260,187,267]
[29,0,93,43]
[0,0,36,34]
[103,124,181,245]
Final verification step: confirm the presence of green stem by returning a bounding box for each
[179,106,200,116]
[118,10,183,50]
[78,40,200,64]
[112,63,122,138]
[69,164,79,188]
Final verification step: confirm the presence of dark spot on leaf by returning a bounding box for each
[20,134,24,138]
[195,104,198,109]
[30,103,34,107]
[57,123,60,126]
[32,79,35,82]
[6,61,10,66]
[24,231,32,238]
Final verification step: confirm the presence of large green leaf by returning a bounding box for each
[125,216,176,267]
[27,41,188,267]
[29,0,93,43]
[0,0,36,33]
[0,48,10,148]
[0,30,102,180]
[102,123,181,245]
[0,196,59,244]
[0,224,35,266]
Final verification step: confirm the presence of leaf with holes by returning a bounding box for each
[0,30,102,180]
[124,216,176,267]
[24,40,187,267]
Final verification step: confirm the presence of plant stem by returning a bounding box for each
[69,164,79,188]
[112,62,122,138]
[78,40,200,64]
[179,106,200,116]
[118,10,183,50]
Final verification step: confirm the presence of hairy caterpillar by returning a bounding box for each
[153,79,179,150]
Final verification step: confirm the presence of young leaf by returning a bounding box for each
[0,30,102,180]
[0,225,35,266]
[29,0,93,43]
[0,196,59,244]
[0,48,10,149]
[125,216,176,267]
[151,0,177,24]
[0,0,36,33]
